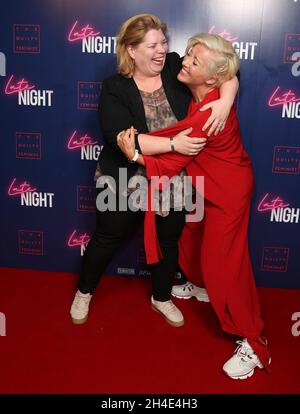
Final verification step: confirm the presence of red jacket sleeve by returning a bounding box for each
[142,104,211,184]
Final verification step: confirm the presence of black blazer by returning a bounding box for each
[98,52,192,184]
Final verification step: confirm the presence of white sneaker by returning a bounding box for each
[223,339,264,380]
[172,282,210,303]
[70,290,92,324]
[151,296,184,327]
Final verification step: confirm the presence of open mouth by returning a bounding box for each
[152,57,165,65]
[180,67,189,75]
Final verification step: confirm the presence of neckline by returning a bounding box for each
[139,85,164,95]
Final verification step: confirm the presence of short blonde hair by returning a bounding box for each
[116,14,167,78]
[186,33,240,87]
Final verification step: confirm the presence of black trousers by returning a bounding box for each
[78,194,185,302]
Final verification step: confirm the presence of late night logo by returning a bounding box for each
[208,26,258,60]
[68,230,91,256]
[8,178,54,208]
[67,130,102,160]
[4,74,53,106]
[258,193,299,223]
[268,86,300,119]
[68,21,116,54]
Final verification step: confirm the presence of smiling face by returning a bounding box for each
[127,29,168,78]
[177,43,217,88]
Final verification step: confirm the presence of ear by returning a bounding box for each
[127,45,135,60]
[206,76,217,86]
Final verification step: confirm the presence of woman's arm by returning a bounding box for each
[200,75,239,136]
[100,78,206,158]
[117,126,206,167]
[138,129,206,156]
[98,79,136,155]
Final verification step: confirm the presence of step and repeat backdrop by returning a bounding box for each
[0,0,299,288]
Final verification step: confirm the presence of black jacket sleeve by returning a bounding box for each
[98,77,135,155]
[165,51,183,78]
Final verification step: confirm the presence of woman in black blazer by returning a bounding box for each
[70,14,238,326]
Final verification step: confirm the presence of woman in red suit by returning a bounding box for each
[117,33,271,380]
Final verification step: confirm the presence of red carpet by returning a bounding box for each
[0,267,299,394]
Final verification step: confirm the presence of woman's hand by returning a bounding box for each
[200,98,230,136]
[173,127,207,156]
[117,127,136,160]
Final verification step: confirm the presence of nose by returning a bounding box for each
[157,43,167,54]
[182,56,189,68]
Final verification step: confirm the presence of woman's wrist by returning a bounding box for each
[170,137,176,152]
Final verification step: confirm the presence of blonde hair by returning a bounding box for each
[186,33,240,87]
[116,14,167,78]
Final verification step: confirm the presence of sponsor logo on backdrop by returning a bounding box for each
[268,86,300,119]
[283,33,300,76]
[78,81,101,110]
[4,74,53,106]
[0,313,6,336]
[208,26,258,60]
[68,230,91,256]
[272,146,300,174]
[16,132,41,159]
[139,270,151,276]
[18,230,43,255]
[283,33,300,64]
[77,186,96,212]
[68,21,116,54]
[291,312,300,337]
[117,268,135,275]
[258,193,299,223]
[261,247,289,272]
[8,178,54,208]
[13,24,40,53]
[67,130,102,160]
[0,51,6,76]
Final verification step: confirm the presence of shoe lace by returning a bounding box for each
[234,340,255,363]
[182,282,194,292]
[75,293,90,307]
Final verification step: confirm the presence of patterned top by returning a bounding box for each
[95,85,188,216]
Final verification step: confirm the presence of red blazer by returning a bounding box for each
[143,88,254,264]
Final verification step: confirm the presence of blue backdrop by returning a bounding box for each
[1,0,299,288]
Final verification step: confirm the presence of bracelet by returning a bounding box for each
[128,149,140,163]
[170,137,175,152]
